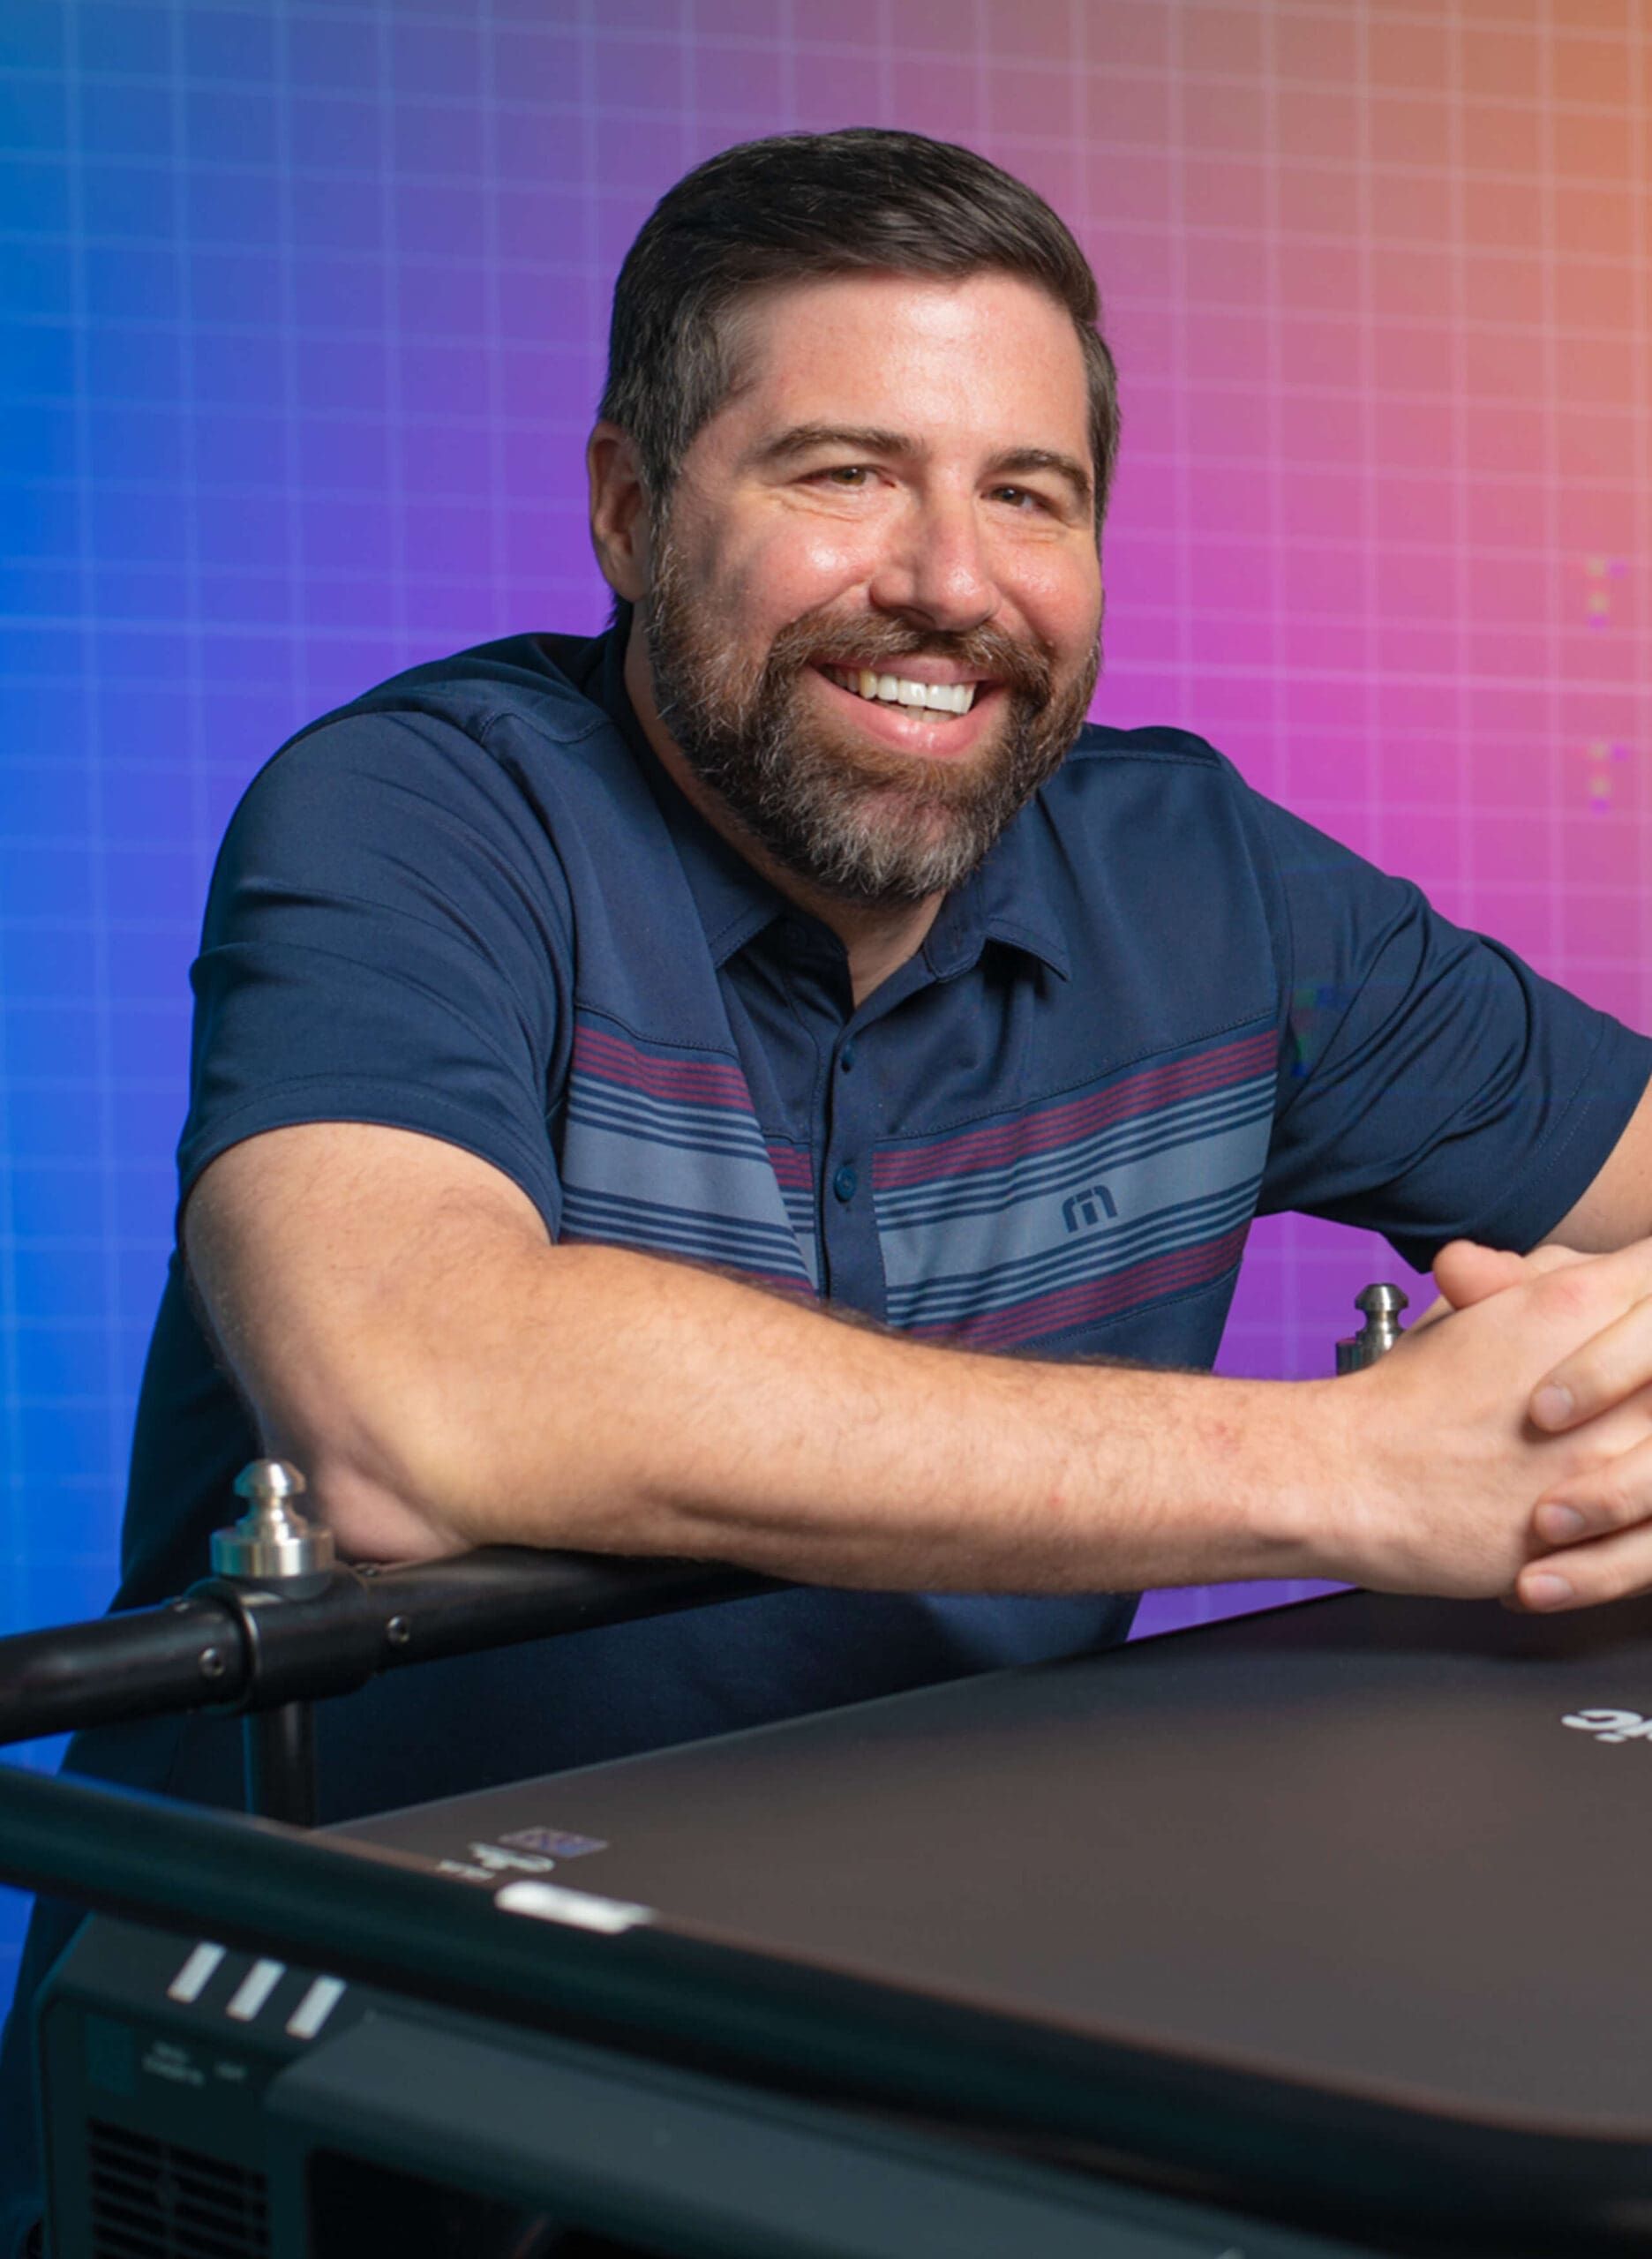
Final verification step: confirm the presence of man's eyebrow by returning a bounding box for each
[984,447,1093,512]
[751,424,915,467]
[750,426,1094,512]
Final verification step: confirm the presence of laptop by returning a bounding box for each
[329,1587,1652,2248]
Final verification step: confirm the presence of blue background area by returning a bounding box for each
[4,0,1649,2004]
[1,0,610,1995]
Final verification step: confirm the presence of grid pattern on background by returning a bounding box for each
[2,0,1651,1982]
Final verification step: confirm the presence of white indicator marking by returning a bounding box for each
[166,1943,226,2004]
[225,1958,286,2023]
[495,1880,654,1935]
[284,1976,346,2040]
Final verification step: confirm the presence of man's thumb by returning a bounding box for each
[1431,1238,1530,1309]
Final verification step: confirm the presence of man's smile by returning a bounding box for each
[819,664,983,715]
[806,660,1009,759]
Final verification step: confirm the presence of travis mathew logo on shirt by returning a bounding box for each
[1562,1708,1652,1744]
[1061,1184,1118,1234]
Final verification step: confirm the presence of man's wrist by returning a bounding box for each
[1228,1372,1365,1586]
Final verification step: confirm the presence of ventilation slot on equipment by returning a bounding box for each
[86,2120,269,2259]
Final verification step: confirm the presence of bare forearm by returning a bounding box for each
[259,1235,1340,1589]
[198,1124,1652,1606]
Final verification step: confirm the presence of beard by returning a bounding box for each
[641,537,1099,910]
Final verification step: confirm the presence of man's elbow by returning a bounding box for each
[252,1392,477,1566]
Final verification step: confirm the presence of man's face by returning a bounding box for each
[638,268,1103,907]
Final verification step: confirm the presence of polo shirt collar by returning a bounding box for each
[596,612,1071,984]
[923,814,1072,984]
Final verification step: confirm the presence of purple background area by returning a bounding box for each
[3,0,1650,1987]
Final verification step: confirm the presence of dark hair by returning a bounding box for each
[600,128,1119,523]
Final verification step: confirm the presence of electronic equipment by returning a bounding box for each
[40,1913,1354,2258]
[34,1583,1652,2257]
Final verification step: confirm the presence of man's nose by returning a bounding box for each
[866,492,997,634]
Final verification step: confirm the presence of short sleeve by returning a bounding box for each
[178,708,573,1236]
[1249,790,1652,1269]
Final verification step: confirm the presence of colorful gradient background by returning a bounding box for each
[2,0,1649,1985]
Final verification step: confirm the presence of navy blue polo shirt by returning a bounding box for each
[101,619,1652,1812]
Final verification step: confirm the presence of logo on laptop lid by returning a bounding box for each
[1562,1707,1652,1745]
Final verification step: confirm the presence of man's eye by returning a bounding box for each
[818,465,871,487]
[992,484,1047,511]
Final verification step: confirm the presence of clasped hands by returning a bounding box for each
[1399,1236,1652,1613]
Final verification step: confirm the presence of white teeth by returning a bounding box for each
[826,666,979,716]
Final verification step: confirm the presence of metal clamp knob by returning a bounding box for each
[211,1460,335,1582]
[1335,1283,1409,1375]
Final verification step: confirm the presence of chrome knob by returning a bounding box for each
[1335,1283,1409,1375]
[211,1459,335,1581]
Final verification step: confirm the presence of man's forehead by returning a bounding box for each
[711,267,1092,455]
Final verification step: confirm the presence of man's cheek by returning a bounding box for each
[1011,552,1101,664]
[743,522,878,617]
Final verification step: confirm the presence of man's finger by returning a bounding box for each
[1430,1238,1588,1313]
[1530,1293,1652,1432]
[1430,1240,1529,1310]
[1532,1425,1652,1549]
[1517,1484,1652,1611]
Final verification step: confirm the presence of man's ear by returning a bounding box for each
[588,422,652,604]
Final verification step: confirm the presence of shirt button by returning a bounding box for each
[839,1040,857,1072]
[832,1163,859,1204]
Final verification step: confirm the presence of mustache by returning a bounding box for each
[762,608,1055,704]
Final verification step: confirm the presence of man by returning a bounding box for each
[5,125,1652,2251]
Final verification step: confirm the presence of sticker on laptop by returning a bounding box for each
[498,1827,609,1859]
